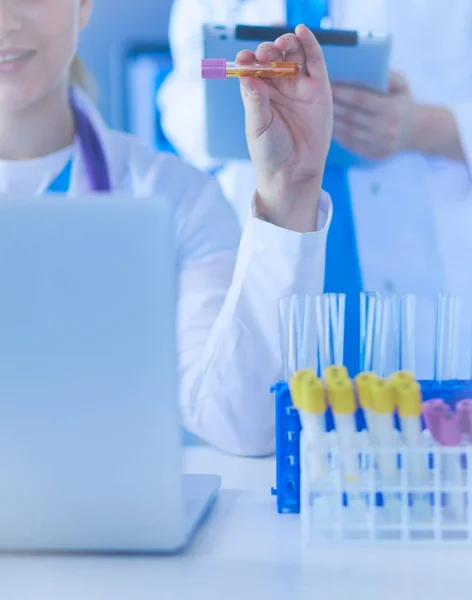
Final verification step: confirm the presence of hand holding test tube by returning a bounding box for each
[204,26,334,234]
[290,369,328,483]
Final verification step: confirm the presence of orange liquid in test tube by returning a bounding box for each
[202,59,301,79]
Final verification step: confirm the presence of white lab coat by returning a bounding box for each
[159,0,472,379]
[69,89,330,456]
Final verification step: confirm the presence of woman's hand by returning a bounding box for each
[238,25,332,233]
[331,72,414,160]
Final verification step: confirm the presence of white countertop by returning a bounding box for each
[0,447,470,600]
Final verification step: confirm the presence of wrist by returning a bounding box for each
[406,104,465,161]
[405,104,428,153]
[406,104,451,155]
[255,178,322,233]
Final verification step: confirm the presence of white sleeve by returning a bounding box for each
[449,101,472,175]
[175,167,331,456]
[158,0,236,172]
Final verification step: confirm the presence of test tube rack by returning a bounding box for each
[272,378,472,543]
[300,435,472,544]
[271,379,472,517]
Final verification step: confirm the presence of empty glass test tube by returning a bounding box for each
[278,295,319,380]
[201,59,301,79]
[434,293,462,382]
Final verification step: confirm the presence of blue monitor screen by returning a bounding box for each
[124,44,176,154]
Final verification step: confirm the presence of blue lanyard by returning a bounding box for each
[286,0,329,28]
[45,91,111,194]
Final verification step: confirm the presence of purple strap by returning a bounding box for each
[69,92,111,192]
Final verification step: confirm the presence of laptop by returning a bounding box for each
[203,24,392,165]
[0,194,220,553]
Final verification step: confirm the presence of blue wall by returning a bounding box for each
[79,0,173,128]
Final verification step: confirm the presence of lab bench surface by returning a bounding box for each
[0,447,470,600]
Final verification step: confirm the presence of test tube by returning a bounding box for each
[201,59,301,79]
[360,292,382,374]
[278,295,318,380]
[314,294,346,374]
[434,293,462,382]
[398,294,417,374]
[360,293,416,377]
[378,294,395,376]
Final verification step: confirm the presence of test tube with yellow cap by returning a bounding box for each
[391,371,415,385]
[370,378,400,518]
[325,367,360,492]
[355,372,379,444]
[290,369,328,484]
[394,378,431,518]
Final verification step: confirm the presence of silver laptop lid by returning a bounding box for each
[0,194,185,552]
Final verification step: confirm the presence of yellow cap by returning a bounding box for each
[324,366,349,385]
[391,371,415,384]
[394,379,422,417]
[289,369,326,414]
[354,372,378,410]
[370,379,395,415]
[326,377,356,415]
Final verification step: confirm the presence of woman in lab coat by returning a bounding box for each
[0,2,333,455]
[160,0,472,378]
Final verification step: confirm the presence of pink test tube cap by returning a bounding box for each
[423,399,461,446]
[201,58,227,80]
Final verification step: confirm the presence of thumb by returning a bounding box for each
[240,77,273,141]
[389,71,409,94]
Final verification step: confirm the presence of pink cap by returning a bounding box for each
[201,59,227,80]
[423,399,461,446]
[457,399,472,437]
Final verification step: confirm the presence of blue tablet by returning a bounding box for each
[203,25,392,166]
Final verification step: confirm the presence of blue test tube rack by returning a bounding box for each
[271,378,472,514]
[271,382,301,513]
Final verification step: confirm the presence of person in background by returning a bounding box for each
[159,0,472,379]
[0,0,333,455]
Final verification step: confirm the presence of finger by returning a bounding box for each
[332,85,385,115]
[254,41,284,63]
[333,103,375,130]
[333,123,371,147]
[239,77,273,142]
[333,126,379,160]
[389,71,408,93]
[236,50,257,65]
[332,131,372,158]
[274,32,306,66]
[293,24,327,80]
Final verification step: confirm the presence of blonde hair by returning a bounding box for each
[69,56,98,102]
